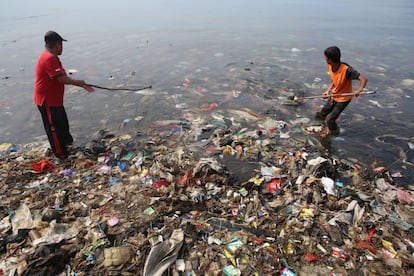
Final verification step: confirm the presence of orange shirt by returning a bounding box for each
[328,63,360,102]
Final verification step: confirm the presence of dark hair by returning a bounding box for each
[324,46,341,63]
[45,40,61,48]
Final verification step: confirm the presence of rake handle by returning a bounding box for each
[294,90,376,100]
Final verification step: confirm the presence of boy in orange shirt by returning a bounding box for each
[315,46,368,135]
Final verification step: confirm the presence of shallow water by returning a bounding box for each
[1,0,414,183]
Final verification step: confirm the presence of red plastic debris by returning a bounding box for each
[32,160,56,173]
[201,103,218,111]
[231,205,239,216]
[253,238,263,245]
[152,178,171,189]
[356,240,377,255]
[265,178,284,193]
[304,252,322,262]
[367,227,376,242]
[178,170,193,186]
[331,247,347,261]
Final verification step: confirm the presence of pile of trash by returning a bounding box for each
[0,115,413,276]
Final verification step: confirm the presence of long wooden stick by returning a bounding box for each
[291,90,376,101]
[87,84,152,91]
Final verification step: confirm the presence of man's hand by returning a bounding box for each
[78,80,95,92]
[83,84,95,93]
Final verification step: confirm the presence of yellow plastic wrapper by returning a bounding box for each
[224,248,236,266]
[248,176,264,186]
[120,134,132,140]
[300,207,314,219]
[382,239,398,258]
[0,143,12,151]
[223,145,234,155]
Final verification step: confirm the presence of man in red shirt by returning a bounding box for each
[315,46,368,136]
[34,30,95,160]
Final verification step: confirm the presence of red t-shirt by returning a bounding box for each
[34,50,66,106]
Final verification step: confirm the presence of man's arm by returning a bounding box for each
[56,75,95,92]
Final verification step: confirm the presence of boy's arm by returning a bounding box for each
[353,74,368,96]
[323,81,334,98]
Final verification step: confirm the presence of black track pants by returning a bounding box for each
[319,99,350,131]
[37,102,73,159]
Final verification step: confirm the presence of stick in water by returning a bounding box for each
[87,84,152,91]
